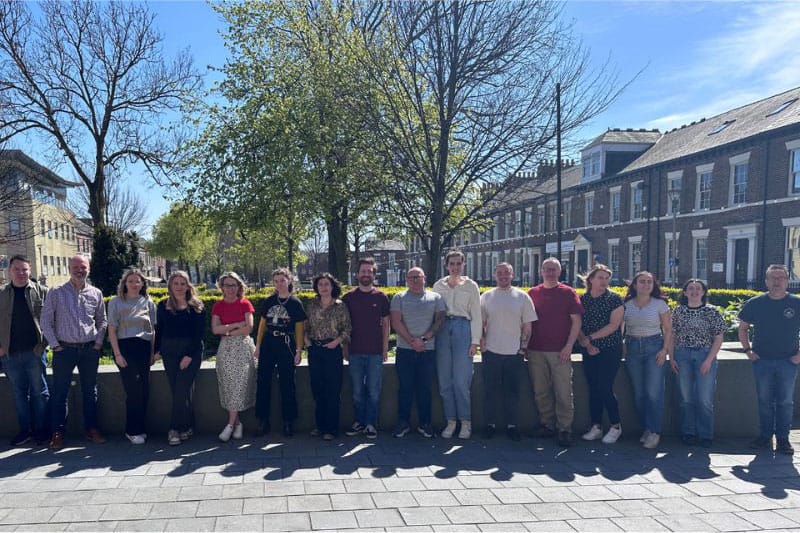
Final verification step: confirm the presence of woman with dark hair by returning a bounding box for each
[432,249,481,439]
[670,279,725,447]
[304,273,352,440]
[254,268,307,438]
[622,271,672,449]
[107,269,157,444]
[577,264,625,444]
[154,270,205,446]
[211,272,256,442]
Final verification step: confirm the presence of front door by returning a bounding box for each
[734,238,749,288]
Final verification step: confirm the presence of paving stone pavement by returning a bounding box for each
[1,431,800,532]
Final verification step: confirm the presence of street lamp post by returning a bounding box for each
[667,182,682,286]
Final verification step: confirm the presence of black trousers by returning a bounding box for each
[308,345,344,435]
[582,344,622,426]
[116,338,151,436]
[161,337,201,433]
[482,351,524,427]
[256,336,298,424]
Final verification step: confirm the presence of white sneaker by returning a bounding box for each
[458,420,472,439]
[640,429,651,443]
[219,424,234,442]
[126,433,145,445]
[582,425,603,441]
[167,430,181,446]
[441,420,457,439]
[602,425,622,444]
[233,423,243,440]
[643,432,660,449]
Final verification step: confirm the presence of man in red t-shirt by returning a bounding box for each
[527,258,584,447]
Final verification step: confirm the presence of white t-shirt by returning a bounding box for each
[480,287,538,355]
[623,298,670,337]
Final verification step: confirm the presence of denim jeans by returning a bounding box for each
[752,358,799,440]
[3,350,50,434]
[436,317,474,421]
[582,344,622,426]
[348,353,383,427]
[624,334,666,433]
[51,344,100,433]
[396,348,435,427]
[674,346,717,440]
[308,345,344,435]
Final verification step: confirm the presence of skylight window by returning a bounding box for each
[708,120,735,135]
[766,98,798,117]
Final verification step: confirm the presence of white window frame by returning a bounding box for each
[524,207,533,235]
[537,205,545,234]
[584,192,594,227]
[628,236,642,278]
[666,171,683,215]
[664,232,679,284]
[695,163,714,211]
[630,181,644,221]
[728,152,750,206]
[692,229,710,281]
[608,238,620,282]
[548,201,557,232]
[783,217,800,281]
[609,186,621,223]
[786,139,800,196]
[563,198,572,229]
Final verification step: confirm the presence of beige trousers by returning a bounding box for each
[527,350,574,432]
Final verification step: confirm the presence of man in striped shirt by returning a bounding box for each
[40,255,107,449]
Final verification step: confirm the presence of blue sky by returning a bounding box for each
[14,1,800,235]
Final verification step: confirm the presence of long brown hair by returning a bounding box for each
[167,270,204,313]
[624,271,667,302]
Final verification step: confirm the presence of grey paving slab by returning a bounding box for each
[371,491,418,509]
[611,517,670,531]
[654,513,717,532]
[113,519,169,531]
[133,486,182,503]
[382,477,427,492]
[214,514,264,531]
[682,480,735,497]
[567,518,623,532]
[482,503,536,522]
[0,492,45,508]
[698,512,762,531]
[568,485,621,502]
[262,512,313,531]
[309,510,358,529]
[530,487,582,503]
[397,506,451,526]
[177,485,225,501]
[287,494,332,512]
[735,510,800,529]
[147,501,200,519]
[450,489,500,506]
[432,525,480,532]
[354,508,405,528]
[118,475,165,488]
[241,496,289,515]
[490,487,541,504]
[419,477,465,490]
[220,482,265,499]
[343,478,385,493]
[65,521,117,531]
[100,503,154,521]
[331,493,375,510]
[303,479,346,494]
[525,503,581,521]
[164,517,216,531]
[566,501,622,519]
[18,523,68,532]
[646,497,705,515]
[2,506,59,525]
[412,490,459,507]
[442,505,495,524]
[606,499,662,517]
[76,476,124,490]
[522,520,575,531]
[477,523,528,531]
[605,483,660,500]
[49,504,106,523]
[195,498,243,517]
[683,495,746,513]
[727,493,785,510]
[262,480,306,496]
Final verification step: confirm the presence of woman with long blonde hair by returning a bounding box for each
[154,271,206,446]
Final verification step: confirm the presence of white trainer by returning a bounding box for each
[233,423,244,440]
[643,432,660,449]
[458,420,472,439]
[640,429,651,443]
[582,425,603,441]
[126,433,145,445]
[219,424,234,442]
[602,425,622,444]
[441,420,457,439]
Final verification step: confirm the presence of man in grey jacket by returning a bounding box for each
[0,255,50,446]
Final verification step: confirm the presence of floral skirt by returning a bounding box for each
[216,335,256,411]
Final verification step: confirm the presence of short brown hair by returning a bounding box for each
[357,257,377,274]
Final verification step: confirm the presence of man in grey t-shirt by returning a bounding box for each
[390,267,446,438]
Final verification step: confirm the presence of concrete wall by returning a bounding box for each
[1,353,797,439]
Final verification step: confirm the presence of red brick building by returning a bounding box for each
[408,87,800,290]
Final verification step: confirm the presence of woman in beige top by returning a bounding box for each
[432,249,482,439]
[304,273,352,440]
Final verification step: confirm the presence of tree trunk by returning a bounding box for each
[86,177,108,228]
[326,208,349,282]
[194,261,201,284]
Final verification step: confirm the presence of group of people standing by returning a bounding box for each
[1,252,799,454]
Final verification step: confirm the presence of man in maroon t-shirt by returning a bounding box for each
[342,258,390,439]
[527,258,583,447]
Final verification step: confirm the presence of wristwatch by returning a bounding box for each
[420,336,429,343]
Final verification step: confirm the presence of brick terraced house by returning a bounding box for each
[406,87,800,290]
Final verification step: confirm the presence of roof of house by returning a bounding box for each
[584,128,661,149]
[621,86,800,174]
[0,150,79,187]
[365,239,406,252]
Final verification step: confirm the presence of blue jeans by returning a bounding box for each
[396,348,435,427]
[3,350,50,434]
[624,334,666,433]
[674,346,717,440]
[436,317,474,421]
[51,344,100,433]
[348,353,383,427]
[752,358,799,440]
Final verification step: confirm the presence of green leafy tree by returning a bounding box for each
[90,226,139,296]
[148,204,217,283]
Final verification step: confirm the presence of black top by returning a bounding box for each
[261,294,307,334]
[9,285,37,353]
[580,290,624,349]
[154,300,206,360]
[739,293,800,359]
